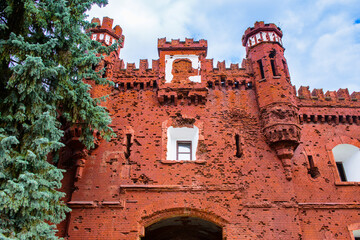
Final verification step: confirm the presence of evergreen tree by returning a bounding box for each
[0,0,116,238]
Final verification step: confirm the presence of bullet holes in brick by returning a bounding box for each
[307,155,320,179]
[235,134,243,158]
[269,49,276,59]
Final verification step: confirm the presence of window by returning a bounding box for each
[332,144,360,182]
[167,126,199,161]
[353,229,360,240]
[99,34,104,40]
[92,34,97,40]
[177,141,192,160]
[257,59,265,79]
[105,35,110,45]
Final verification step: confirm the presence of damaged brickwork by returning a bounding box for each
[56,18,360,239]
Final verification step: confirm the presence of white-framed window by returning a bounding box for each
[99,34,104,40]
[112,38,117,45]
[332,144,360,182]
[167,126,198,161]
[105,35,110,45]
[92,34,97,40]
[177,141,192,160]
[353,229,360,240]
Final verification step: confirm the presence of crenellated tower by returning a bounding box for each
[90,16,124,57]
[89,17,124,87]
[242,21,301,180]
[156,38,209,105]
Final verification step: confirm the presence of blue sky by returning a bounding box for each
[88,0,360,92]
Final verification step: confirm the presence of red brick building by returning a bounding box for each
[57,17,360,239]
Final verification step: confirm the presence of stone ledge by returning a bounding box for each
[160,159,206,164]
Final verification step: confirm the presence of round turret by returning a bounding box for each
[242,21,283,54]
[243,21,300,180]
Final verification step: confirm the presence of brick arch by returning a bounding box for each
[138,207,229,238]
[325,135,360,151]
[326,136,360,183]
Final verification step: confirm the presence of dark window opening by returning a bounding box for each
[246,82,253,89]
[126,82,131,89]
[140,82,144,90]
[221,76,226,87]
[307,155,320,178]
[257,60,265,79]
[235,134,242,158]
[234,81,239,89]
[282,60,290,79]
[270,59,278,76]
[102,62,108,78]
[207,81,213,89]
[325,115,330,122]
[339,115,344,123]
[153,80,157,89]
[124,134,132,159]
[336,162,347,181]
[177,141,192,160]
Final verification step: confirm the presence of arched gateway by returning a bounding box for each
[141,216,222,240]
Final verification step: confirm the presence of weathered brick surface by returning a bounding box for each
[57,18,360,239]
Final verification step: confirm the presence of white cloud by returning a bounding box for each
[88,0,360,92]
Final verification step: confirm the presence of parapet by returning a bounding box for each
[158,38,208,56]
[242,21,283,51]
[91,17,123,39]
[297,86,360,106]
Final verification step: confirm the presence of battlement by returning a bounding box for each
[91,17,122,37]
[117,58,248,74]
[89,16,125,52]
[297,86,360,106]
[158,38,208,56]
[242,21,283,51]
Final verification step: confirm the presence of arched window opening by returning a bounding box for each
[167,126,199,160]
[141,216,222,240]
[332,144,360,182]
[353,229,360,240]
